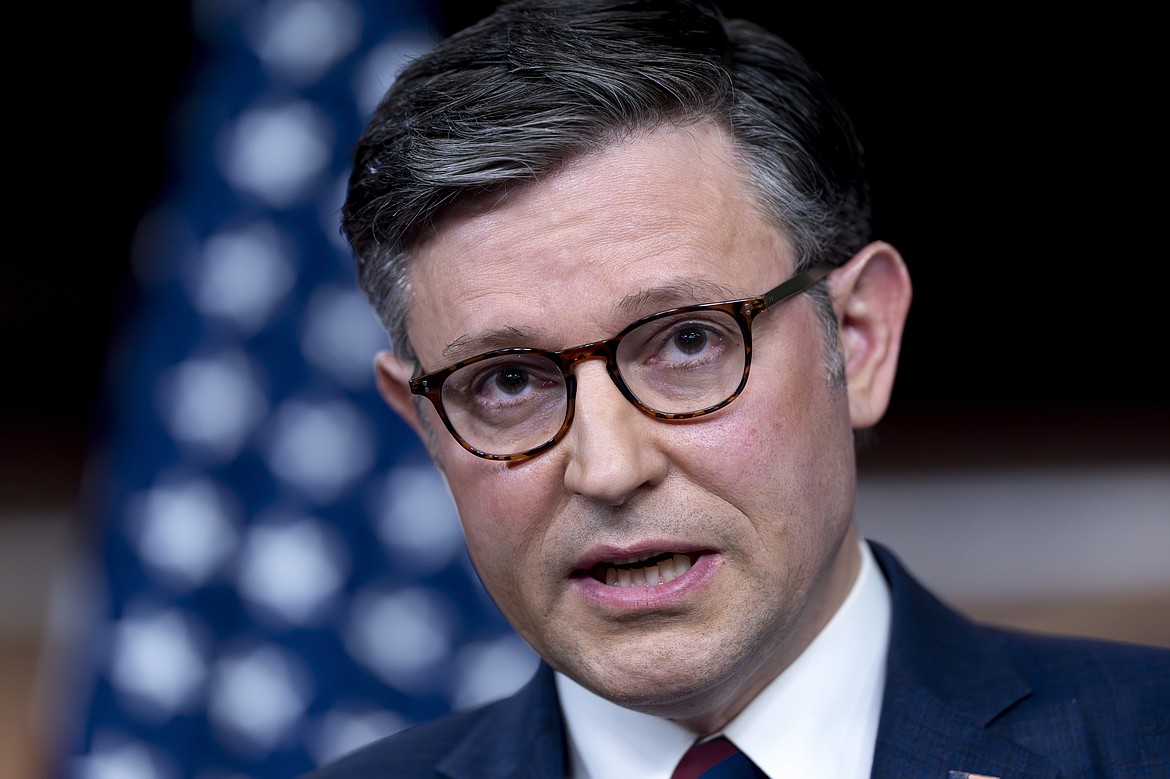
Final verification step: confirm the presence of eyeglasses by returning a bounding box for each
[409,262,836,461]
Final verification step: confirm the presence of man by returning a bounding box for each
[308,1,1169,776]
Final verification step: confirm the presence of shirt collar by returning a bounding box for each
[555,538,891,779]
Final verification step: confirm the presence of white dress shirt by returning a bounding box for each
[556,538,891,779]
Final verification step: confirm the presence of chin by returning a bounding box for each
[571,633,767,721]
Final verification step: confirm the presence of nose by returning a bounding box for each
[561,360,667,506]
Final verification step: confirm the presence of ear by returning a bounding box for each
[374,350,429,442]
[828,241,912,429]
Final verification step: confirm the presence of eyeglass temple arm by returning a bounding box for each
[762,261,836,308]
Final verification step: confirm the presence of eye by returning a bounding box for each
[446,354,565,417]
[671,326,709,356]
[616,310,742,380]
[474,364,532,399]
[653,320,727,365]
[492,365,532,395]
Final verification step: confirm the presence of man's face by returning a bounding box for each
[389,123,868,731]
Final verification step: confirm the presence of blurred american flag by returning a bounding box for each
[55,2,537,777]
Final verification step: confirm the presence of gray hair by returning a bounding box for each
[342,0,871,384]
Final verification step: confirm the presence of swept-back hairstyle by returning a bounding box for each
[343,0,870,369]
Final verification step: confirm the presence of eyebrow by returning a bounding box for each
[442,325,540,359]
[616,279,738,319]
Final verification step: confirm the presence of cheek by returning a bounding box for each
[673,411,775,488]
[670,324,856,537]
[442,459,568,648]
[442,455,560,576]
[674,365,847,490]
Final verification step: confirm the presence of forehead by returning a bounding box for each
[404,123,795,363]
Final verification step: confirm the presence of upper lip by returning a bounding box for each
[573,541,711,572]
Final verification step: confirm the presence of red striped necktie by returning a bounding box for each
[671,736,767,779]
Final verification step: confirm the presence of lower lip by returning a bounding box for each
[570,552,720,609]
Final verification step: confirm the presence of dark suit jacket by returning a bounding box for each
[304,543,1170,778]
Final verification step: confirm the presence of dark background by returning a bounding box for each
[5,4,1165,509]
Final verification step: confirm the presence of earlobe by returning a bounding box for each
[828,241,912,429]
[374,350,429,441]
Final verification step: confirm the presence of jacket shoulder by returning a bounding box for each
[299,664,565,779]
[871,541,1170,777]
[299,702,500,779]
[991,627,1170,770]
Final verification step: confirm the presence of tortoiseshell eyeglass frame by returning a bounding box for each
[409,261,837,461]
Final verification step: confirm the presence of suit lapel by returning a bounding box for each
[868,543,1061,779]
[436,663,567,779]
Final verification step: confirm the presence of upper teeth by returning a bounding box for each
[604,553,693,587]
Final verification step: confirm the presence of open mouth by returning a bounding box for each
[585,552,701,587]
